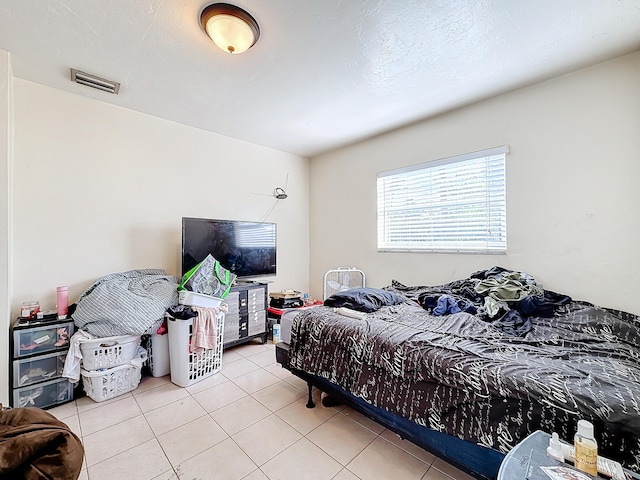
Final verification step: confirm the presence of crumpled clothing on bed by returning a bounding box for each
[402,267,571,336]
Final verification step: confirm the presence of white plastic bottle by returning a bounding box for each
[574,420,598,476]
[547,432,565,462]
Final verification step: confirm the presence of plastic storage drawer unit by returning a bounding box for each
[13,320,74,358]
[13,350,67,388]
[13,377,73,409]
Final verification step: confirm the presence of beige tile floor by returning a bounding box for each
[48,341,476,480]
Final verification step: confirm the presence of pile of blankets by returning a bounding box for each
[72,269,179,337]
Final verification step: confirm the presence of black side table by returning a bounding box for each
[497,430,639,480]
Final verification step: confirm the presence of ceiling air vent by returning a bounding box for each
[70,69,120,95]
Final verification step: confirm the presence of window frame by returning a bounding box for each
[376,145,509,254]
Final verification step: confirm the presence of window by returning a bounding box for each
[377,145,508,254]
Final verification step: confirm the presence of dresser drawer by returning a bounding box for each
[13,350,67,388]
[225,292,240,316]
[224,314,240,342]
[247,288,266,311]
[13,377,74,409]
[13,321,74,358]
[248,310,266,336]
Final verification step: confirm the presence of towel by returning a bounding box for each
[189,304,228,354]
[62,329,94,383]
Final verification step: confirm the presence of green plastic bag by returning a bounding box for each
[178,254,236,299]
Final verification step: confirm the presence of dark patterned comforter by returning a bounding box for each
[289,276,640,470]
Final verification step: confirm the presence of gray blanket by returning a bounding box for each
[72,269,179,337]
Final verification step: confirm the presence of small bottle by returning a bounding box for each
[574,420,598,476]
[56,286,68,319]
[272,323,281,344]
[547,432,565,462]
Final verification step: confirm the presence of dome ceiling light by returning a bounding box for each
[200,3,260,54]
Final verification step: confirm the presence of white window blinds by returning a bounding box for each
[377,146,508,254]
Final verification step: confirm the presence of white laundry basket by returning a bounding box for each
[79,334,141,371]
[81,347,147,402]
[167,312,225,387]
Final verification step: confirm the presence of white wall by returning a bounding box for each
[9,78,309,314]
[309,52,640,315]
[0,49,11,406]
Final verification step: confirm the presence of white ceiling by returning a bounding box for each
[1,1,639,158]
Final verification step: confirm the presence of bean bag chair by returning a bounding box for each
[0,407,84,480]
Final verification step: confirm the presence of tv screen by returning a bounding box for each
[181,217,276,278]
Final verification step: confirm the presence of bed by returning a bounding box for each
[275,267,640,480]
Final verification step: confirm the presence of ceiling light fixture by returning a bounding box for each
[200,3,260,54]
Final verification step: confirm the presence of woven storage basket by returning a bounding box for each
[81,347,146,402]
[80,334,141,371]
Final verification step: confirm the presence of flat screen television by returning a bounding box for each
[181,217,277,279]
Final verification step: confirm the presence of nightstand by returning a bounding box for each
[267,303,308,340]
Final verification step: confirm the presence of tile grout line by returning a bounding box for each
[53,341,470,480]
[130,387,179,480]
